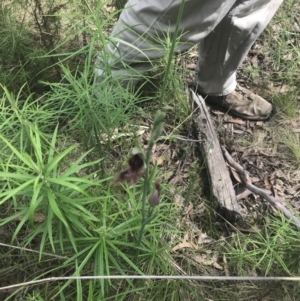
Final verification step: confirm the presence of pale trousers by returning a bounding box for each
[95,0,283,95]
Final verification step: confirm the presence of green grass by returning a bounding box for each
[263,0,300,86]
[225,215,300,276]
[272,90,299,117]
[0,0,300,300]
[275,129,300,168]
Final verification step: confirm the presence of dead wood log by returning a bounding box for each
[189,90,242,222]
[222,146,300,230]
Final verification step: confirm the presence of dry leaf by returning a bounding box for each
[169,174,184,185]
[285,187,296,196]
[189,52,198,58]
[193,254,223,270]
[105,5,115,13]
[170,242,196,252]
[250,176,260,183]
[186,202,194,215]
[194,203,206,215]
[197,232,212,245]
[228,165,242,183]
[213,262,223,270]
[274,169,285,179]
[100,125,148,143]
[251,55,259,68]
[152,157,164,166]
[236,189,253,200]
[174,194,183,204]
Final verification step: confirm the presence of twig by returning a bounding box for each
[0,243,68,260]
[1,275,300,292]
[221,146,300,230]
[174,136,203,142]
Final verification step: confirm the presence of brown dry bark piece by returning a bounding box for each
[189,90,242,222]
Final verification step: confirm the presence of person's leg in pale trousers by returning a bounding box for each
[95,0,283,120]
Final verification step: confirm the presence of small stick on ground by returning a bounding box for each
[221,146,300,230]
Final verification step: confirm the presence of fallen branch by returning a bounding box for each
[189,90,242,222]
[221,146,300,230]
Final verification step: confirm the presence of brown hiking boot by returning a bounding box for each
[202,85,272,121]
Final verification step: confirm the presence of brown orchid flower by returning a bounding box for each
[114,153,145,186]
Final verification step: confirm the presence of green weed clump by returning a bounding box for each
[0,83,186,300]
[225,216,300,277]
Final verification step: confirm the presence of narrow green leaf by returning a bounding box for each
[62,160,102,178]
[47,178,92,197]
[23,152,41,173]
[65,214,92,237]
[47,207,55,253]
[76,260,83,301]
[47,124,59,164]
[98,242,105,296]
[29,125,43,168]
[44,145,77,176]
[40,223,49,259]
[0,178,36,204]
[107,252,134,286]
[0,208,28,226]
[29,178,43,226]
[106,240,143,274]
[87,280,94,301]
[47,188,69,230]
[11,210,30,243]
[0,134,34,169]
[66,203,99,221]
[0,171,34,180]
[53,243,99,299]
